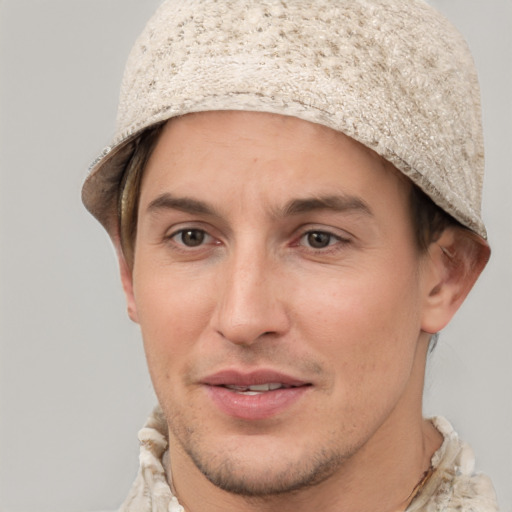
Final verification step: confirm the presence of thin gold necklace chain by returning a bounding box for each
[401,464,435,511]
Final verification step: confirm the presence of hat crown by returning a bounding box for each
[84,0,485,239]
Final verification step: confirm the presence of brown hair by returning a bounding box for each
[118,124,164,266]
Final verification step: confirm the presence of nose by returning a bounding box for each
[211,249,290,346]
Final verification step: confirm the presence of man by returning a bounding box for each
[82,1,499,510]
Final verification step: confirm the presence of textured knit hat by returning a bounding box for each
[82,0,486,241]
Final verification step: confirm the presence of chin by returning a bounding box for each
[180,435,346,497]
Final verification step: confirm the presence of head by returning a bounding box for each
[82,0,490,499]
[117,110,488,497]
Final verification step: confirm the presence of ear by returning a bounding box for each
[421,227,490,334]
[117,247,139,324]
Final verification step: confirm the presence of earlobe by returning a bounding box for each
[421,227,490,334]
[117,247,139,324]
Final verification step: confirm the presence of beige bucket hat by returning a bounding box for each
[82,0,486,241]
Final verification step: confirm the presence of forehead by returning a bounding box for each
[138,111,412,219]
[143,111,402,180]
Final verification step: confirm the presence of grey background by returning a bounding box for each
[0,1,510,510]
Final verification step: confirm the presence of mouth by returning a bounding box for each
[201,370,312,420]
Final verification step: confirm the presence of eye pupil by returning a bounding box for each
[182,229,205,247]
[307,232,331,248]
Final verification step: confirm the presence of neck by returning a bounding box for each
[167,337,442,512]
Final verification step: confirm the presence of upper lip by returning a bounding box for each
[201,369,310,388]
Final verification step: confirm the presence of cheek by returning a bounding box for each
[292,263,423,387]
[132,265,217,374]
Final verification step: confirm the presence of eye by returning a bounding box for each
[299,230,347,249]
[172,228,210,247]
[305,231,332,249]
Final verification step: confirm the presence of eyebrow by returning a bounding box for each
[280,195,373,218]
[146,194,219,216]
[145,193,373,219]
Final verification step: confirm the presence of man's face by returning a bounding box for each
[126,111,435,496]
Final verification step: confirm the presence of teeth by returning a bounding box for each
[224,383,284,393]
[248,383,283,391]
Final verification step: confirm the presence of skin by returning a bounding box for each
[120,111,486,512]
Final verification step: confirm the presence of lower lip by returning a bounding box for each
[205,385,309,420]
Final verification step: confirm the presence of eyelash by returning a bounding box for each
[295,229,351,253]
[167,228,216,249]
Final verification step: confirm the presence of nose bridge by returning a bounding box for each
[213,241,288,345]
